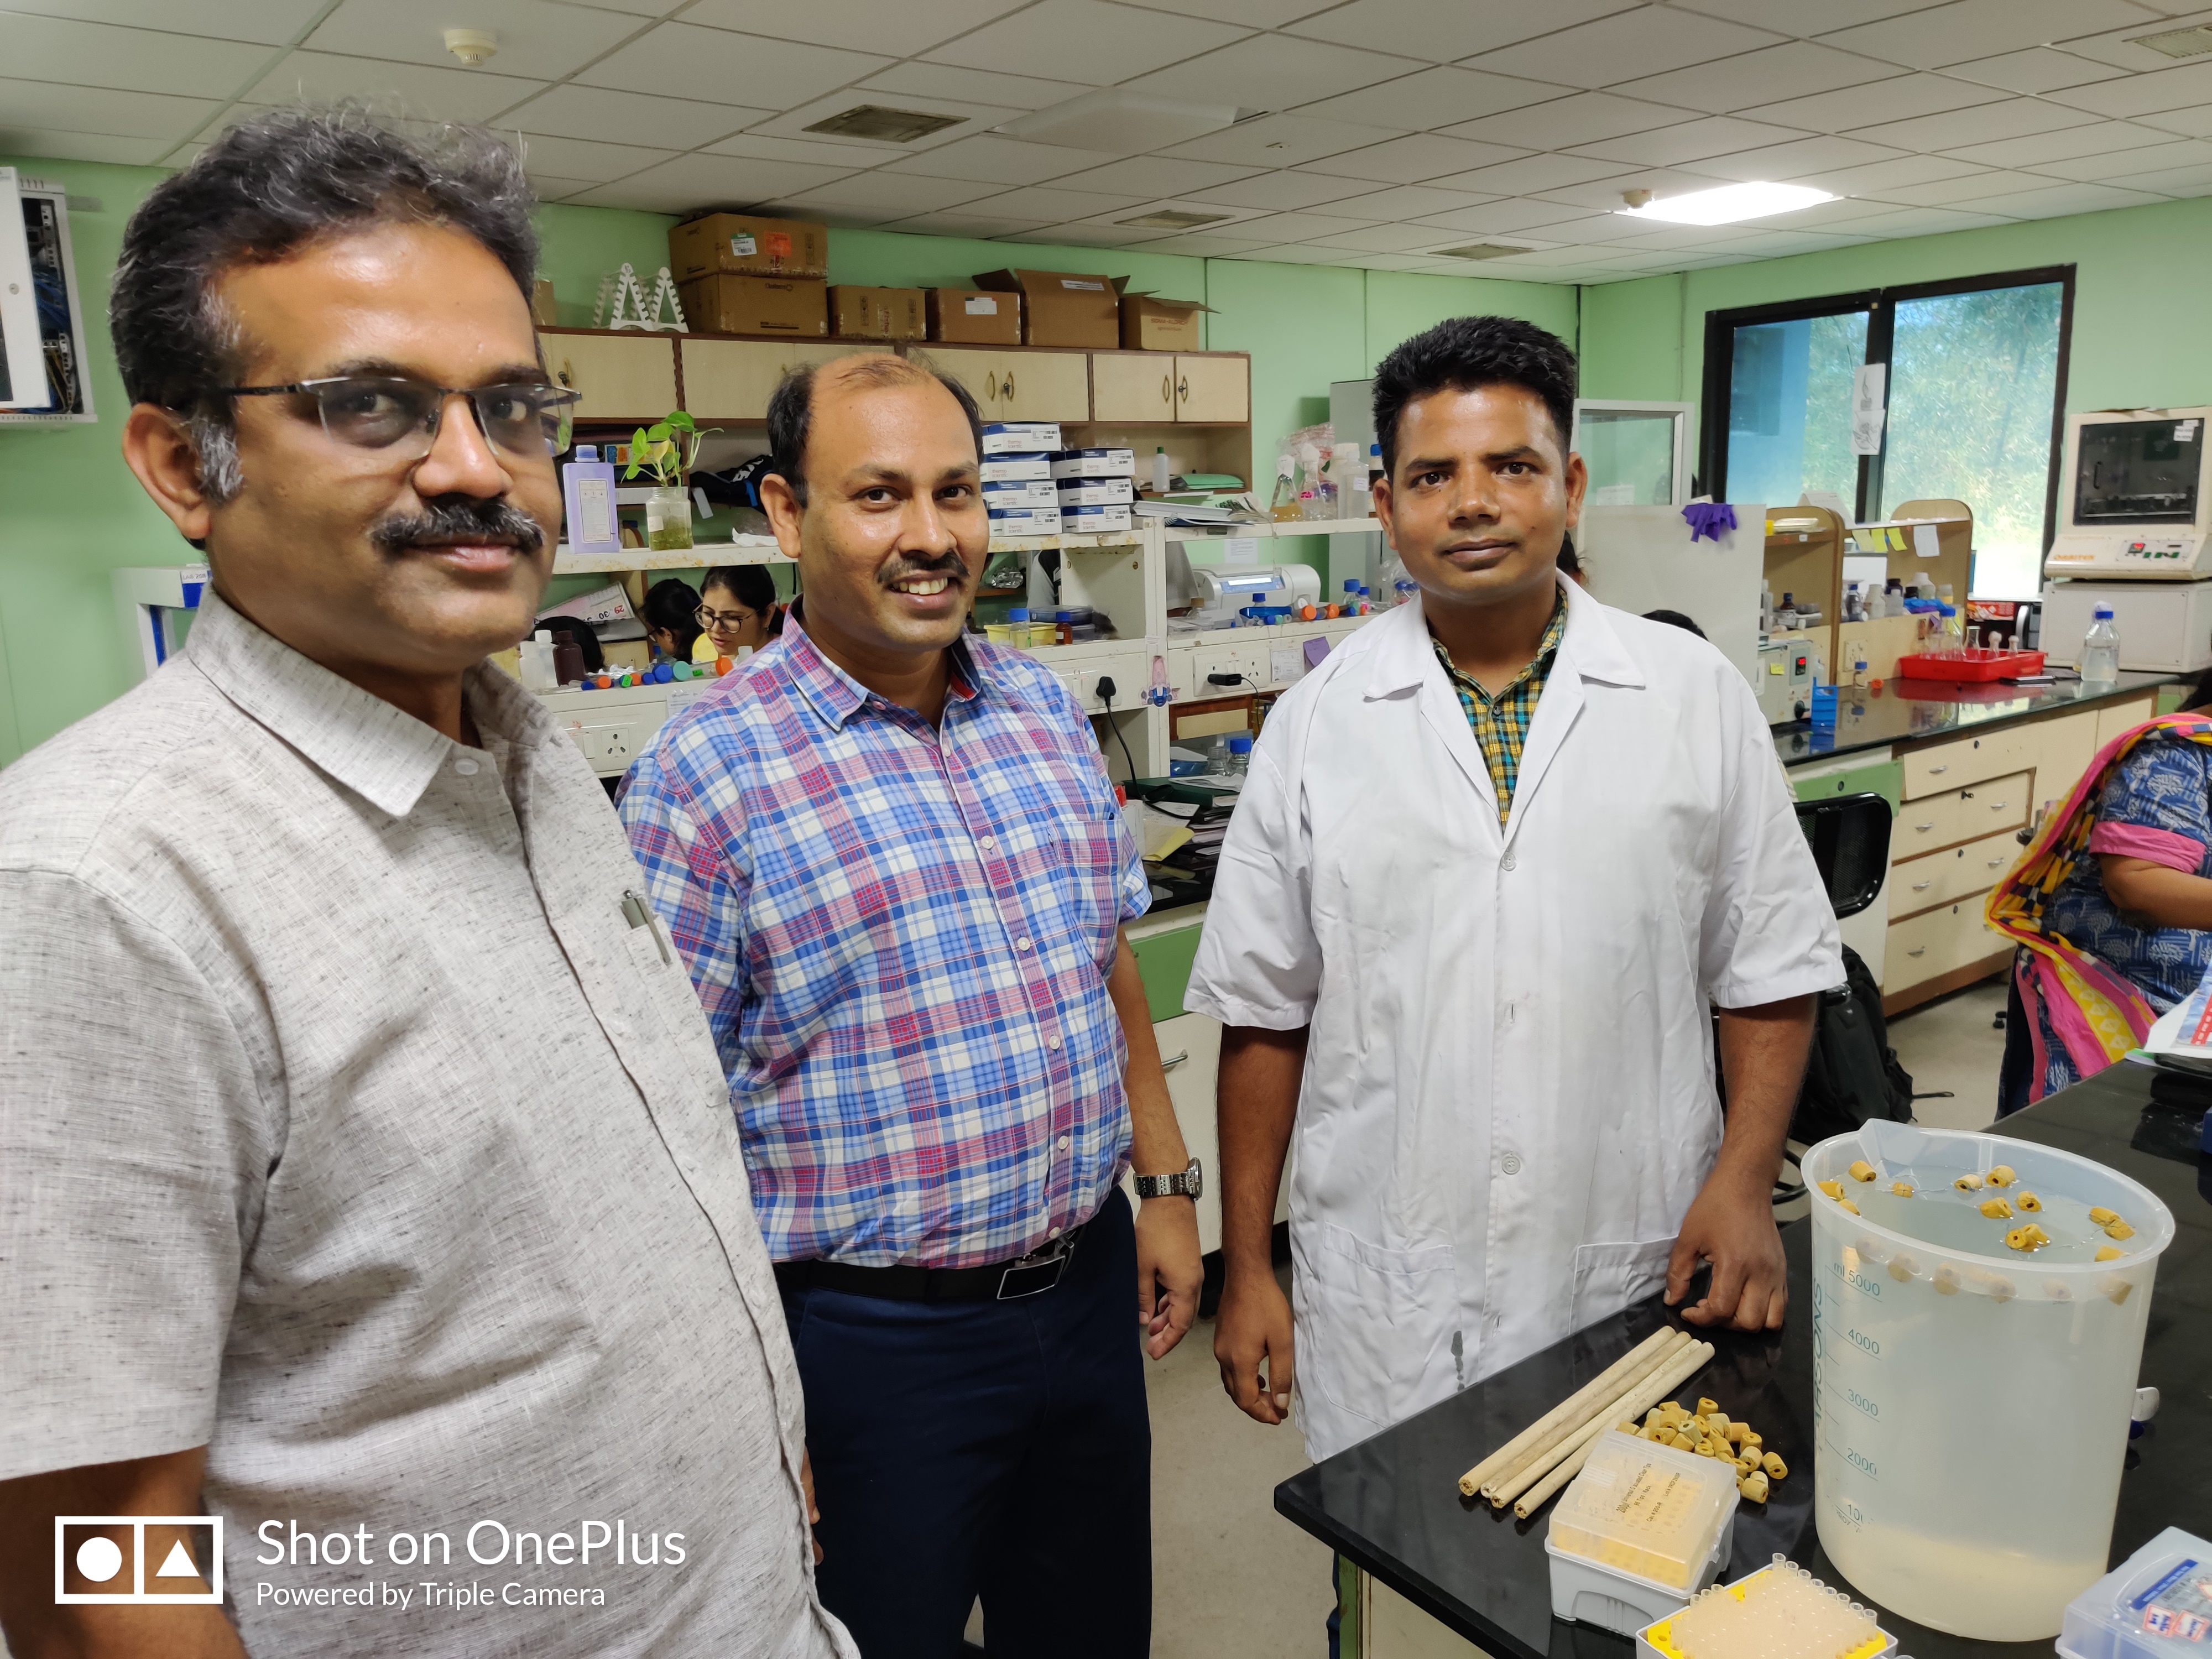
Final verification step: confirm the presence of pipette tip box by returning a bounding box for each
[1545,1432,1739,1636]
[1635,1559,1896,1659]
[2058,1526,2212,1659]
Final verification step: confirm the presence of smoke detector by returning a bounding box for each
[444,29,498,67]
[1621,189,1655,209]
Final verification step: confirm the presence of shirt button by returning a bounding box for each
[1046,1035,1061,1051]
[980,835,998,851]
[1057,1134,1070,1150]
[1048,1225,1062,1238]
[1501,1152,1523,1175]
[454,757,480,776]
[1017,937,1033,952]
[1501,855,1516,872]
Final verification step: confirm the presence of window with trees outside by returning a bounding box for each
[1701,268,2073,600]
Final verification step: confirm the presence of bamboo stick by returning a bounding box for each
[1453,1327,1684,1499]
[1485,1332,1693,1506]
[1511,1340,1718,1520]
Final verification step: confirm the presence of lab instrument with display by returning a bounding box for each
[2044,406,2212,670]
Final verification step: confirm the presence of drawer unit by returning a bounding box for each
[1901,726,2038,799]
[1892,769,2030,857]
[2033,708,2102,819]
[1890,826,2022,918]
[2095,695,2157,752]
[1887,898,2006,991]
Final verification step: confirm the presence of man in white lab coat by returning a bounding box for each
[1192,316,1840,1464]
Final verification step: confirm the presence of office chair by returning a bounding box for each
[1794,791,1893,920]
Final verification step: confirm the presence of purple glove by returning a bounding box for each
[1682,502,1737,543]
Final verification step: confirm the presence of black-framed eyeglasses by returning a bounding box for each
[696,604,760,631]
[211,376,581,460]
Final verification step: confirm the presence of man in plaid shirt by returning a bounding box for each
[619,353,1201,1657]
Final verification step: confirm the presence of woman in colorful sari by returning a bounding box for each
[1990,675,2212,1109]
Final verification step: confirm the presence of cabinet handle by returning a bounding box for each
[1177,375,1190,403]
[1161,1050,1190,1070]
[1989,800,2009,811]
[1987,856,2005,867]
[1912,880,1932,891]
[1907,946,1928,957]
[1914,821,1936,831]
[1162,374,1172,405]
[1927,764,1947,774]
[1003,371,1016,400]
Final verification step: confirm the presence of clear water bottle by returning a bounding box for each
[2081,603,2121,684]
[1225,733,1253,777]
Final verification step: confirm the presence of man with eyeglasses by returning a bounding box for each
[0,110,852,1659]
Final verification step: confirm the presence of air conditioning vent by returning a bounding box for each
[1434,243,1531,260]
[1116,208,1233,229]
[2130,25,2212,59]
[802,105,966,143]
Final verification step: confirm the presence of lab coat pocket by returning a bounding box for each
[1571,1237,1677,1332]
[1304,1223,1458,1428]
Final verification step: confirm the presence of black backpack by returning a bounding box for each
[1790,944,1914,1145]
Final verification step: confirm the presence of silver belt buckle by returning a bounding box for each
[995,1230,1075,1300]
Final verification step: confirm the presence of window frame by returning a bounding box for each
[1699,265,2076,549]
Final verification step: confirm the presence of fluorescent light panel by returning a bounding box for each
[1616,181,1836,226]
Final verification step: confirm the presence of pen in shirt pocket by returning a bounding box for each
[623,889,674,965]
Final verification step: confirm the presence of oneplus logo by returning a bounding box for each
[55,1516,223,1604]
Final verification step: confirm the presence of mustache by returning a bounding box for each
[372,497,546,557]
[878,547,968,587]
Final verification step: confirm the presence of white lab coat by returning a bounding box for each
[1185,579,1841,1462]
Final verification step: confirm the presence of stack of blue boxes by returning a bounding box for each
[1052,446,1135,538]
[982,422,1061,539]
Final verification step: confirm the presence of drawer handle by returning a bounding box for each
[1987,857,2005,868]
[1989,800,2009,811]
[1914,821,1936,831]
[1907,946,1928,957]
[1163,374,1172,404]
[1912,880,1932,891]
[1927,764,1947,774]
[1004,371,1016,400]
[1177,375,1190,402]
[1160,1050,1190,1069]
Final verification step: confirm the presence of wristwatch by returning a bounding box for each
[1134,1157,1204,1200]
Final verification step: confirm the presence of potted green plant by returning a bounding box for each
[623,410,714,550]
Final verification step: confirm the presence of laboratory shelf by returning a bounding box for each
[551,539,791,574]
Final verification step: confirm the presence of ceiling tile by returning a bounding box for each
[1303,221,1460,252]
[1816,0,2165,71]
[1438,91,1701,149]
[878,134,1117,185]
[566,152,860,213]
[1940,120,2183,167]
[1298,132,1532,183]
[1532,164,1773,209]
[750,197,904,227]
[248,50,547,123]
[1693,228,1869,255]
[1405,196,1616,234]
[1873,167,2053,205]
[1470,7,1787,90]
[509,133,679,184]
[1744,72,2008,138]
[0,0,334,44]
[1754,192,1926,226]
[1293,65,1574,131]
[2136,105,2212,138]
[1940,48,2129,95]
[522,174,599,203]
[1228,208,1397,242]
[509,84,766,150]
[858,61,1093,112]
[1611,41,1907,113]
[921,0,1249,85]
[1846,96,2101,151]
[1284,0,1642,64]
[2123,161,2212,194]
[1679,133,1908,181]
[1044,155,1268,196]
[0,76,218,143]
[302,0,637,82]
[1666,1,1953,35]
[579,23,891,108]
[1126,32,1424,108]
[957,183,1150,219]
[0,127,178,164]
[1130,231,1278,254]
[1425,150,1641,196]
[1182,168,1375,210]
[2039,137,2212,179]
[1156,111,1401,168]
[1567,115,1814,167]
[1966,179,2167,217]
[1022,220,1188,247]
[2045,58,2212,118]
[0,10,272,98]
[1306,182,1501,221]
[680,0,1028,58]
[877,210,1055,237]
[1791,151,1990,193]
[702,131,896,166]
[744,91,1020,154]
[1130,0,1342,23]
[1818,203,2019,236]
[794,172,1007,213]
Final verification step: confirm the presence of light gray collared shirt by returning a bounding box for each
[0,591,853,1658]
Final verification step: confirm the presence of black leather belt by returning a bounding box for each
[774,1222,1087,1303]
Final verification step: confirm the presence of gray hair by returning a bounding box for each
[110,105,539,504]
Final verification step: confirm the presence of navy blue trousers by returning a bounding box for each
[780,1189,1151,1659]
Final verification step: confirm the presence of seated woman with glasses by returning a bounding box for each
[642,577,704,663]
[697,565,782,660]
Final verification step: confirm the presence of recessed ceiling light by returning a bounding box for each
[2131,24,2212,58]
[1616,181,1836,226]
[802,105,966,143]
[999,88,1240,152]
[1116,208,1234,229]
[1434,243,1531,260]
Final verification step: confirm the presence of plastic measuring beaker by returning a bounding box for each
[1803,1122,2173,1640]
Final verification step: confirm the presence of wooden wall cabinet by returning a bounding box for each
[924,346,1091,423]
[680,339,887,421]
[542,329,679,425]
[1092,351,1249,424]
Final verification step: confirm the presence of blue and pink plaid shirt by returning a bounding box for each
[617,615,1150,1269]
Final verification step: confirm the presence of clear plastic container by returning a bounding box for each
[1547,1432,1740,1634]
[2059,1527,2212,1659]
[1225,734,1252,776]
[2083,604,2121,684]
[1637,1558,1895,1659]
[1804,1122,2174,1640]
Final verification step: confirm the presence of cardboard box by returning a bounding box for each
[1056,478,1134,506]
[973,268,1122,349]
[530,278,558,328]
[988,507,1061,537]
[982,421,1062,454]
[983,479,1060,509]
[668,213,829,281]
[1062,503,1134,535]
[1119,292,1213,352]
[1050,447,1135,479]
[678,274,827,337]
[928,287,1022,345]
[830,286,926,341]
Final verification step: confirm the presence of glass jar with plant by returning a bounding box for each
[623,410,714,551]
